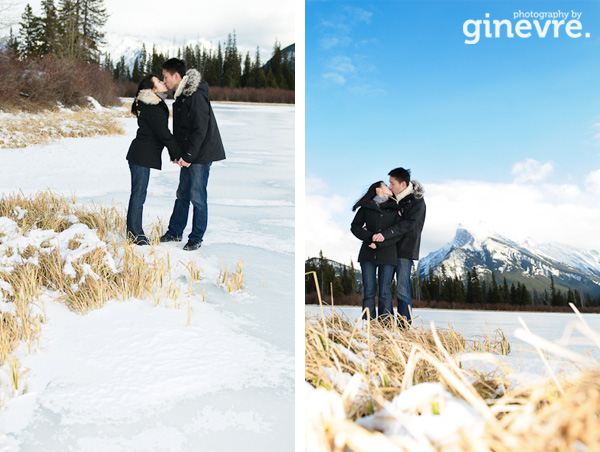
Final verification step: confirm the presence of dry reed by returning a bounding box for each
[0,190,208,407]
[306,276,600,452]
[0,107,126,149]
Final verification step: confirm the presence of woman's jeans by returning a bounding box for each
[360,261,395,323]
[165,163,211,243]
[126,162,150,241]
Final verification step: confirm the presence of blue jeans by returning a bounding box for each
[166,163,211,243]
[360,261,395,322]
[396,258,414,326]
[126,162,150,241]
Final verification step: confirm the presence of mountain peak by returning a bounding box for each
[418,225,600,297]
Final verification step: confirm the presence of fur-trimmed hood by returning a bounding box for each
[411,180,425,199]
[393,180,425,203]
[135,89,161,106]
[174,69,202,100]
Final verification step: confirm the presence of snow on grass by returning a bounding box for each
[306,304,600,451]
[0,103,294,451]
[0,99,126,149]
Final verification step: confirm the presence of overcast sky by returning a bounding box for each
[2,0,295,57]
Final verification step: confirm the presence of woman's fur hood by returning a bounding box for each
[135,89,161,106]
[174,69,202,100]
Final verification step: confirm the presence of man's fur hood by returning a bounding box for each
[174,69,202,100]
[394,180,425,203]
[411,180,425,200]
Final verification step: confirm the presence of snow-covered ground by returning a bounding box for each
[0,102,294,451]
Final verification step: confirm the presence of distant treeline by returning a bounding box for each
[305,292,600,314]
[105,35,295,96]
[305,252,600,311]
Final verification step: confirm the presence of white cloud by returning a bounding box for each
[305,172,600,266]
[320,36,352,49]
[330,56,355,74]
[423,178,600,255]
[305,176,357,264]
[585,169,600,195]
[322,72,346,85]
[511,158,555,183]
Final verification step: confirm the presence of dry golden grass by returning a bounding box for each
[0,190,209,406]
[306,276,600,452]
[0,107,126,149]
[218,258,244,293]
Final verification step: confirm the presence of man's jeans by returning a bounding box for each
[360,261,395,323]
[166,163,211,243]
[396,258,414,326]
[126,162,150,241]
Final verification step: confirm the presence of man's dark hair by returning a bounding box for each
[161,58,187,78]
[388,167,411,185]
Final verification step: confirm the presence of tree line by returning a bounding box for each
[105,35,294,91]
[416,266,600,308]
[305,252,600,310]
[6,0,108,63]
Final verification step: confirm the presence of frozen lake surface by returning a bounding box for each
[0,102,294,452]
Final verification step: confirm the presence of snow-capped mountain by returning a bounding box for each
[417,225,600,296]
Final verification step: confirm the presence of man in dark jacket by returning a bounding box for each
[159,58,226,251]
[372,167,426,326]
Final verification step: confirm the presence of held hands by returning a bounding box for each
[172,158,191,168]
[368,242,377,249]
[372,233,384,242]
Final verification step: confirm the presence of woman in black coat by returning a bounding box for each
[351,181,402,323]
[126,75,182,245]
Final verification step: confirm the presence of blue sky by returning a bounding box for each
[305,0,600,263]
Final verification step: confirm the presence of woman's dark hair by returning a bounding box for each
[131,74,156,117]
[352,181,384,211]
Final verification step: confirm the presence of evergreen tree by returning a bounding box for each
[131,57,142,83]
[250,46,265,88]
[502,277,510,305]
[489,272,502,304]
[241,51,251,87]
[269,40,284,88]
[282,48,294,90]
[139,43,147,74]
[265,67,278,88]
[19,4,44,57]
[333,278,345,298]
[7,27,20,55]
[79,0,107,62]
[349,260,357,295]
[466,267,482,304]
[40,0,61,55]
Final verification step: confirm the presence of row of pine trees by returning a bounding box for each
[416,267,597,307]
[6,1,294,91]
[106,36,294,91]
[305,253,600,309]
[6,0,108,63]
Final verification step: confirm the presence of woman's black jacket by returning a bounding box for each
[350,200,402,266]
[126,90,182,170]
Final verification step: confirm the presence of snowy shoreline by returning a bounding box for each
[0,103,295,451]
